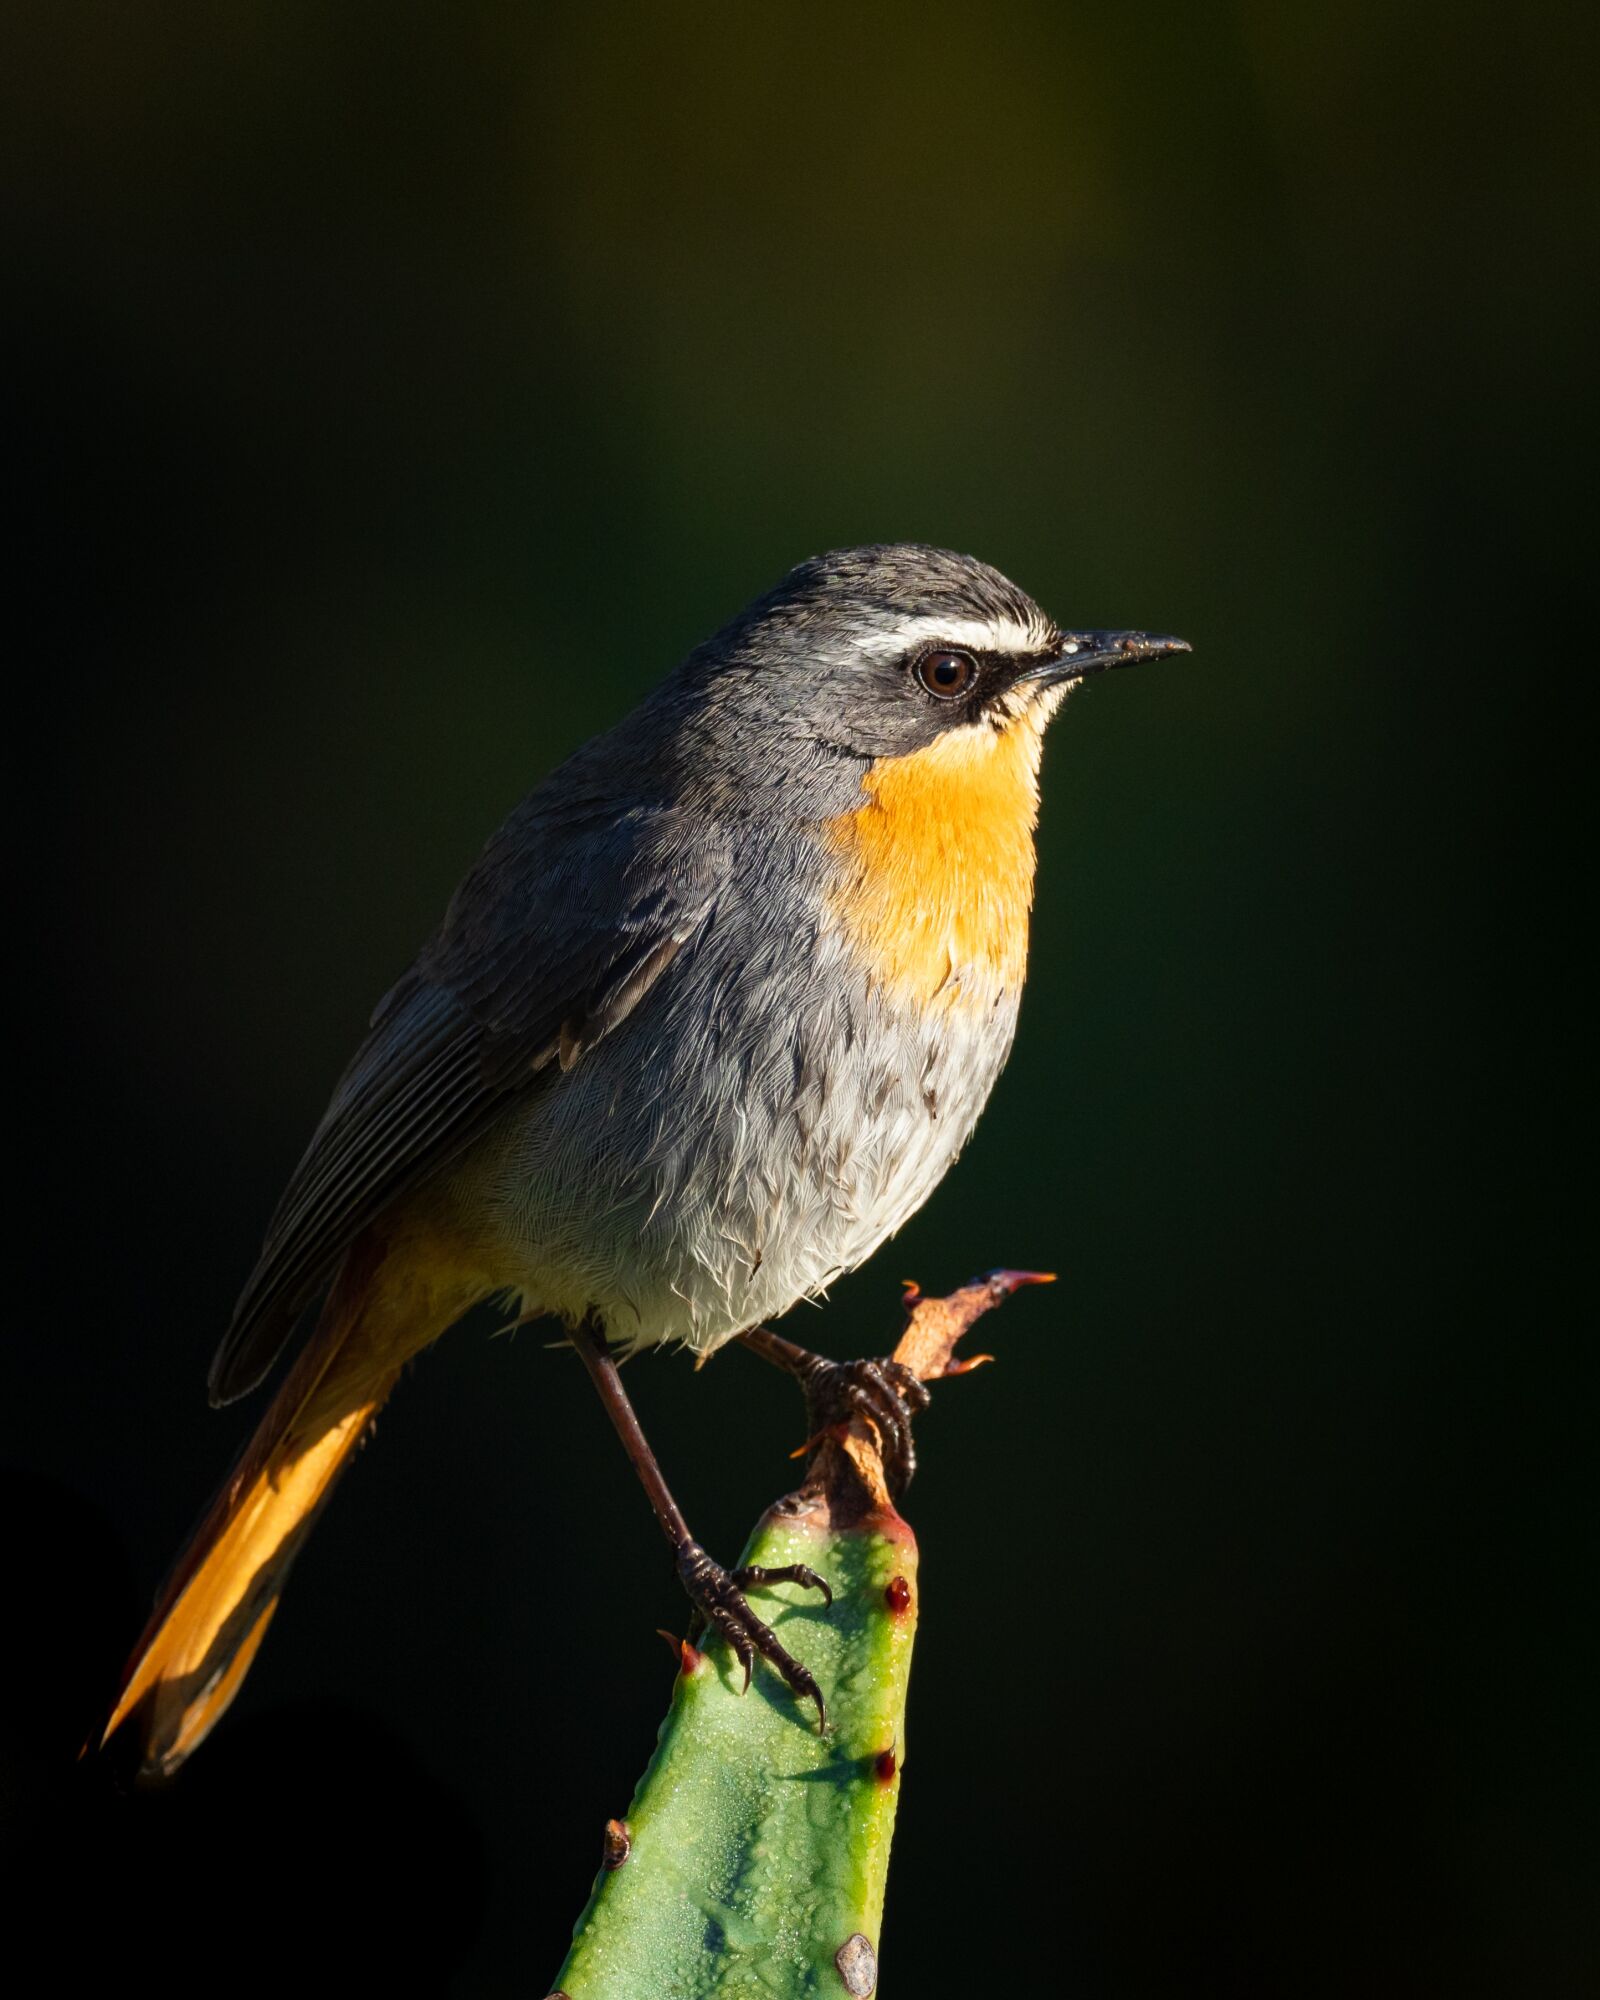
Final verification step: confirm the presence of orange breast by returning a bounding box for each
[823,715,1044,1010]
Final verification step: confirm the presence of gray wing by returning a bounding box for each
[207,803,727,1404]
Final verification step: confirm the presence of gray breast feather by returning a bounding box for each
[455,852,1021,1355]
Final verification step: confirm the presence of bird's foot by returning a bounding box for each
[798,1354,932,1496]
[676,1540,831,1728]
[739,1327,936,1496]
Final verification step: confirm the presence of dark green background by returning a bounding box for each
[5,4,1592,1993]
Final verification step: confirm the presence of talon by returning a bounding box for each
[796,1669,826,1733]
[739,1329,935,1505]
[789,1353,932,1499]
[734,1562,834,1610]
[674,1540,827,1723]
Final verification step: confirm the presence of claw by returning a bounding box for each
[675,1540,827,1727]
[792,1354,932,1499]
[855,1361,926,1489]
[734,1562,834,1611]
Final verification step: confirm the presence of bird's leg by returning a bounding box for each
[569,1318,830,1726]
[739,1325,932,1497]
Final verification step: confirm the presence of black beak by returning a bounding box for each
[1021,630,1192,689]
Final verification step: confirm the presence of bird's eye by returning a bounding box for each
[914,649,978,699]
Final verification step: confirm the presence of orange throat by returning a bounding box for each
[824,712,1045,1009]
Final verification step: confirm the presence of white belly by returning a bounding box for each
[449,927,1022,1356]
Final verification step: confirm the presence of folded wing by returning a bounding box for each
[207,804,727,1403]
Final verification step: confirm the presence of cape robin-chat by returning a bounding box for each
[100,543,1187,1768]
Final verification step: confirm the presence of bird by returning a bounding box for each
[98,543,1188,1773]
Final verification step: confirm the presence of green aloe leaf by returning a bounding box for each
[548,1271,1048,2000]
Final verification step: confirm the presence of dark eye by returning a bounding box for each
[914,648,978,699]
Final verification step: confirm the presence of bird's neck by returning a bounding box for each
[822,716,1043,1009]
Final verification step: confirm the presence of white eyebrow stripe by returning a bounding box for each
[850,612,1053,659]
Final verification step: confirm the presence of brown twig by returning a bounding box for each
[780,1269,1054,1530]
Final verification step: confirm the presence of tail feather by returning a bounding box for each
[99,1232,472,1776]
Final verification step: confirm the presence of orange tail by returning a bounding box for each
[100,1233,474,1777]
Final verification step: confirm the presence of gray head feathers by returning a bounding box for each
[690,544,1058,666]
[670,544,1061,766]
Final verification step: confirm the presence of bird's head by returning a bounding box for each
[660,545,1189,1007]
[679,543,1189,774]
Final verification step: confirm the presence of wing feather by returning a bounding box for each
[207,808,726,1403]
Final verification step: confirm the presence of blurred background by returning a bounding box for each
[3,3,1593,1993]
